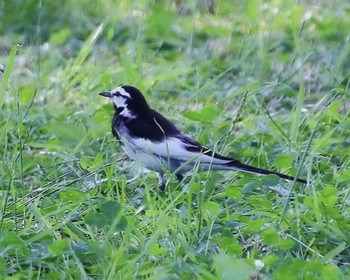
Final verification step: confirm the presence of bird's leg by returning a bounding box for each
[157,173,183,191]
[126,170,143,184]
[176,174,184,183]
[156,173,166,191]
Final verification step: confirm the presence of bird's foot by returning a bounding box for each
[156,173,166,191]
[156,173,185,191]
[176,174,184,182]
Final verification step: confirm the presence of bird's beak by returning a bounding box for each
[99,91,112,98]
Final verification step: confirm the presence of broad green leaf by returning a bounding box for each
[274,154,293,169]
[93,153,103,168]
[261,227,279,245]
[225,185,242,200]
[59,189,88,203]
[115,215,128,231]
[261,174,280,186]
[19,86,35,104]
[278,239,295,250]
[0,232,25,249]
[245,219,264,233]
[84,211,106,229]
[50,28,71,45]
[189,181,201,193]
[322,264,340,280]
[204,201,222,217]
[149,243,168,255]
[100,200,122,222]
[214,236,243,256]
[263,255,280,266]
[214,255,253,280]
[48,239,70,255]
[183,105,220,124]
[80,155,90,169]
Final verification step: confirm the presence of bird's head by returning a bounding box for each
[99,85,150,117]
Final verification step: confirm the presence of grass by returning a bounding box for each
[1,0,350,279]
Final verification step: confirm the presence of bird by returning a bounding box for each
[99,85,307,191]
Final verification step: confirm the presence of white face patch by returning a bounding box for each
[109,86,131,109]
[110,86,131,98]
[111,95,127,108]
[119,107,136,118]
[108,86,136,119]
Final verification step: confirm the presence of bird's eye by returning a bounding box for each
[114,92,121,97]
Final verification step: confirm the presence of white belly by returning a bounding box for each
[117,126,231,174]
[121,138,165,173]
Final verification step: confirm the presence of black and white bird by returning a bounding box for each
[99,85,307,190]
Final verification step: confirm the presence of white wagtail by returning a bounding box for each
[99,85,307,190]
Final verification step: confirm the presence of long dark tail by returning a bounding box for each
[228,160,307,184]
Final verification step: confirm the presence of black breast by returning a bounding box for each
[112,113,123,143]
[113,109,181,142]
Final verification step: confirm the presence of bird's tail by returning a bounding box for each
[227,160,307,184]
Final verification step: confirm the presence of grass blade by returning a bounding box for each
[0,44,21,108]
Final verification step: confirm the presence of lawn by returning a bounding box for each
[1,0,350,279]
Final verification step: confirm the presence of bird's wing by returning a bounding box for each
[130,134,232,165]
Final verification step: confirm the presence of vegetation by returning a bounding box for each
[1,0,349,279]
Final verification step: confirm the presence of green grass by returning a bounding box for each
[1,0,350,279]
